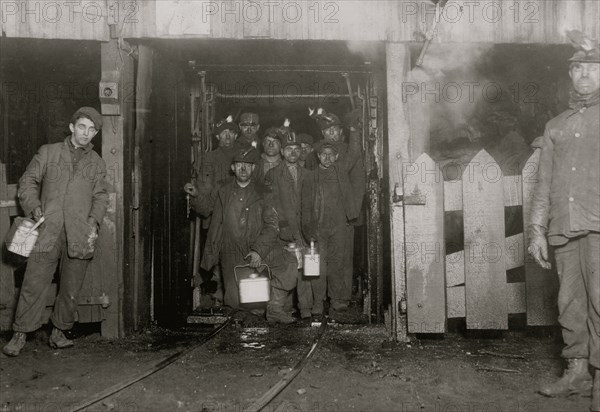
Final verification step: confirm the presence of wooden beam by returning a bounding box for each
[0,163,16,330]
[386,42,410,341]
[98,38,135,338]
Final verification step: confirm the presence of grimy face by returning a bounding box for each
[69,117,98,147]
[569,62,600,95]
[217,129,238,148]
[299,143,313,161]
[231,162,255,183]
[263,136,281,156]
[321,125,342,142]
[239,123,260,139]
[317,147,338,168]
[281,145,301,164]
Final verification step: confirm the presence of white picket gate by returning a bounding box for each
[403,149,559,333]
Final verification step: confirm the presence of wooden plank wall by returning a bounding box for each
[120,0,600,44]
[405,148,559,331]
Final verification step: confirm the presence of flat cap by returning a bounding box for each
[239,112,260,125]
[214,115,240,135]
[71,107,102,130]
[313,140,339,154]
[296,133,314,145]
[232,147,260,164]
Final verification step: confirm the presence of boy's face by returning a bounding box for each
[281,145,301,164]
[321,125,342,142]
[300,143,313,161]
[317,148,338,168]
[263,136,281,156]
[231,162,255,182]
[69,117,98,147]
[239,123,259,139]
[217,129,238,148]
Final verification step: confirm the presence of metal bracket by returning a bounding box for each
[392,184,427,206]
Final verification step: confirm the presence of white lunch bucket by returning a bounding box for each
[6,216,45,257]
[235,264,272,304]
[303,240,320,277]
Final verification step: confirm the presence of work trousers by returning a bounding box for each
[311,224,353,314]
[13,227,90,333]
[554,232,600,369]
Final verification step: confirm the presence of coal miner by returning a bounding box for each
[254,126,283,183]
[528,30,600,410]
[296,133,314,169]
[3,107,108,357]
[301,111,362,318]
[305,108,366,314]
[191,147,297,321]
[184,115,240,306]
[237,112,261,150]
[264,125,312,320]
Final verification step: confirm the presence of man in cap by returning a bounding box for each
[237,112,261,150]
[528,30,599,410]
[3,107,108,356]
[254,127,283,183]
[307,108,366,315]
[301,122,362,319]
[191,148,296,318]
[184,115,240,306]
[264,128,312,320]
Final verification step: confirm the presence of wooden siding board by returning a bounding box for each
[113,0,599,43]
[405,154,446,334]
[522,150,559,325]
[0,163,16,330]
[386,43,411,341]
[463,149,508,330]
[447,286,465,318]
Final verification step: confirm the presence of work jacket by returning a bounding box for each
[301,131,361,240]
[529,103,600,245]
[265,161,310,245]
[199,179,280,271]
[305,130,366,225]
[199,146,235,191]
[18,138,108,259]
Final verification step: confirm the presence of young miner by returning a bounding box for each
[264,127,312,320]
[301,112,362,319]
[3,107,108,356]
[528,30,600,411]
[254,127,283,183]
[190,147,297,322]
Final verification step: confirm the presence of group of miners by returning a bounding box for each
[183,108,365,324]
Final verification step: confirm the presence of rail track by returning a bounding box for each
[73,316,328,412]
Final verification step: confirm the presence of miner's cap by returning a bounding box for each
[71,107,102,130]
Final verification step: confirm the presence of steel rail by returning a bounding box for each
[246,318,329,412]
[214,92,358,99]
[72,317,233,412]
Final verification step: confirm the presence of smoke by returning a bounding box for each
[408,43,494,145]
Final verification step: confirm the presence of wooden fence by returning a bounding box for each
[404,149,559,333]
[0,162,109,331]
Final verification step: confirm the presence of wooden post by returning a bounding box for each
[97,39,135,338]
[386,43,411,341]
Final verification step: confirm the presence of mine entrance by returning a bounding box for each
[144,40,388,325]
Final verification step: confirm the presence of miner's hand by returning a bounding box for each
[527,225,551,270]
[245,251,262,268]
[32,207,43,222]
[184,182,199,197]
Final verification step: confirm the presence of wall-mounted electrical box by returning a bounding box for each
[100,71,120,115]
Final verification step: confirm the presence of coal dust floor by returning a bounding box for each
[0,318,593,412]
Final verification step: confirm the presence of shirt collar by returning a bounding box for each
[67,136,93,153]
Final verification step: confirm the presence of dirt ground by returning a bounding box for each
[0,314,594,412]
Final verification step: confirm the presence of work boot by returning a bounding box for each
[2,332,27,357]
[266,288,295,324]
[48,328,74,349]
[539,358,593,397]
[592,369,600,412]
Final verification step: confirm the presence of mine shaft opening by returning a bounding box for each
[143,39,388,324]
